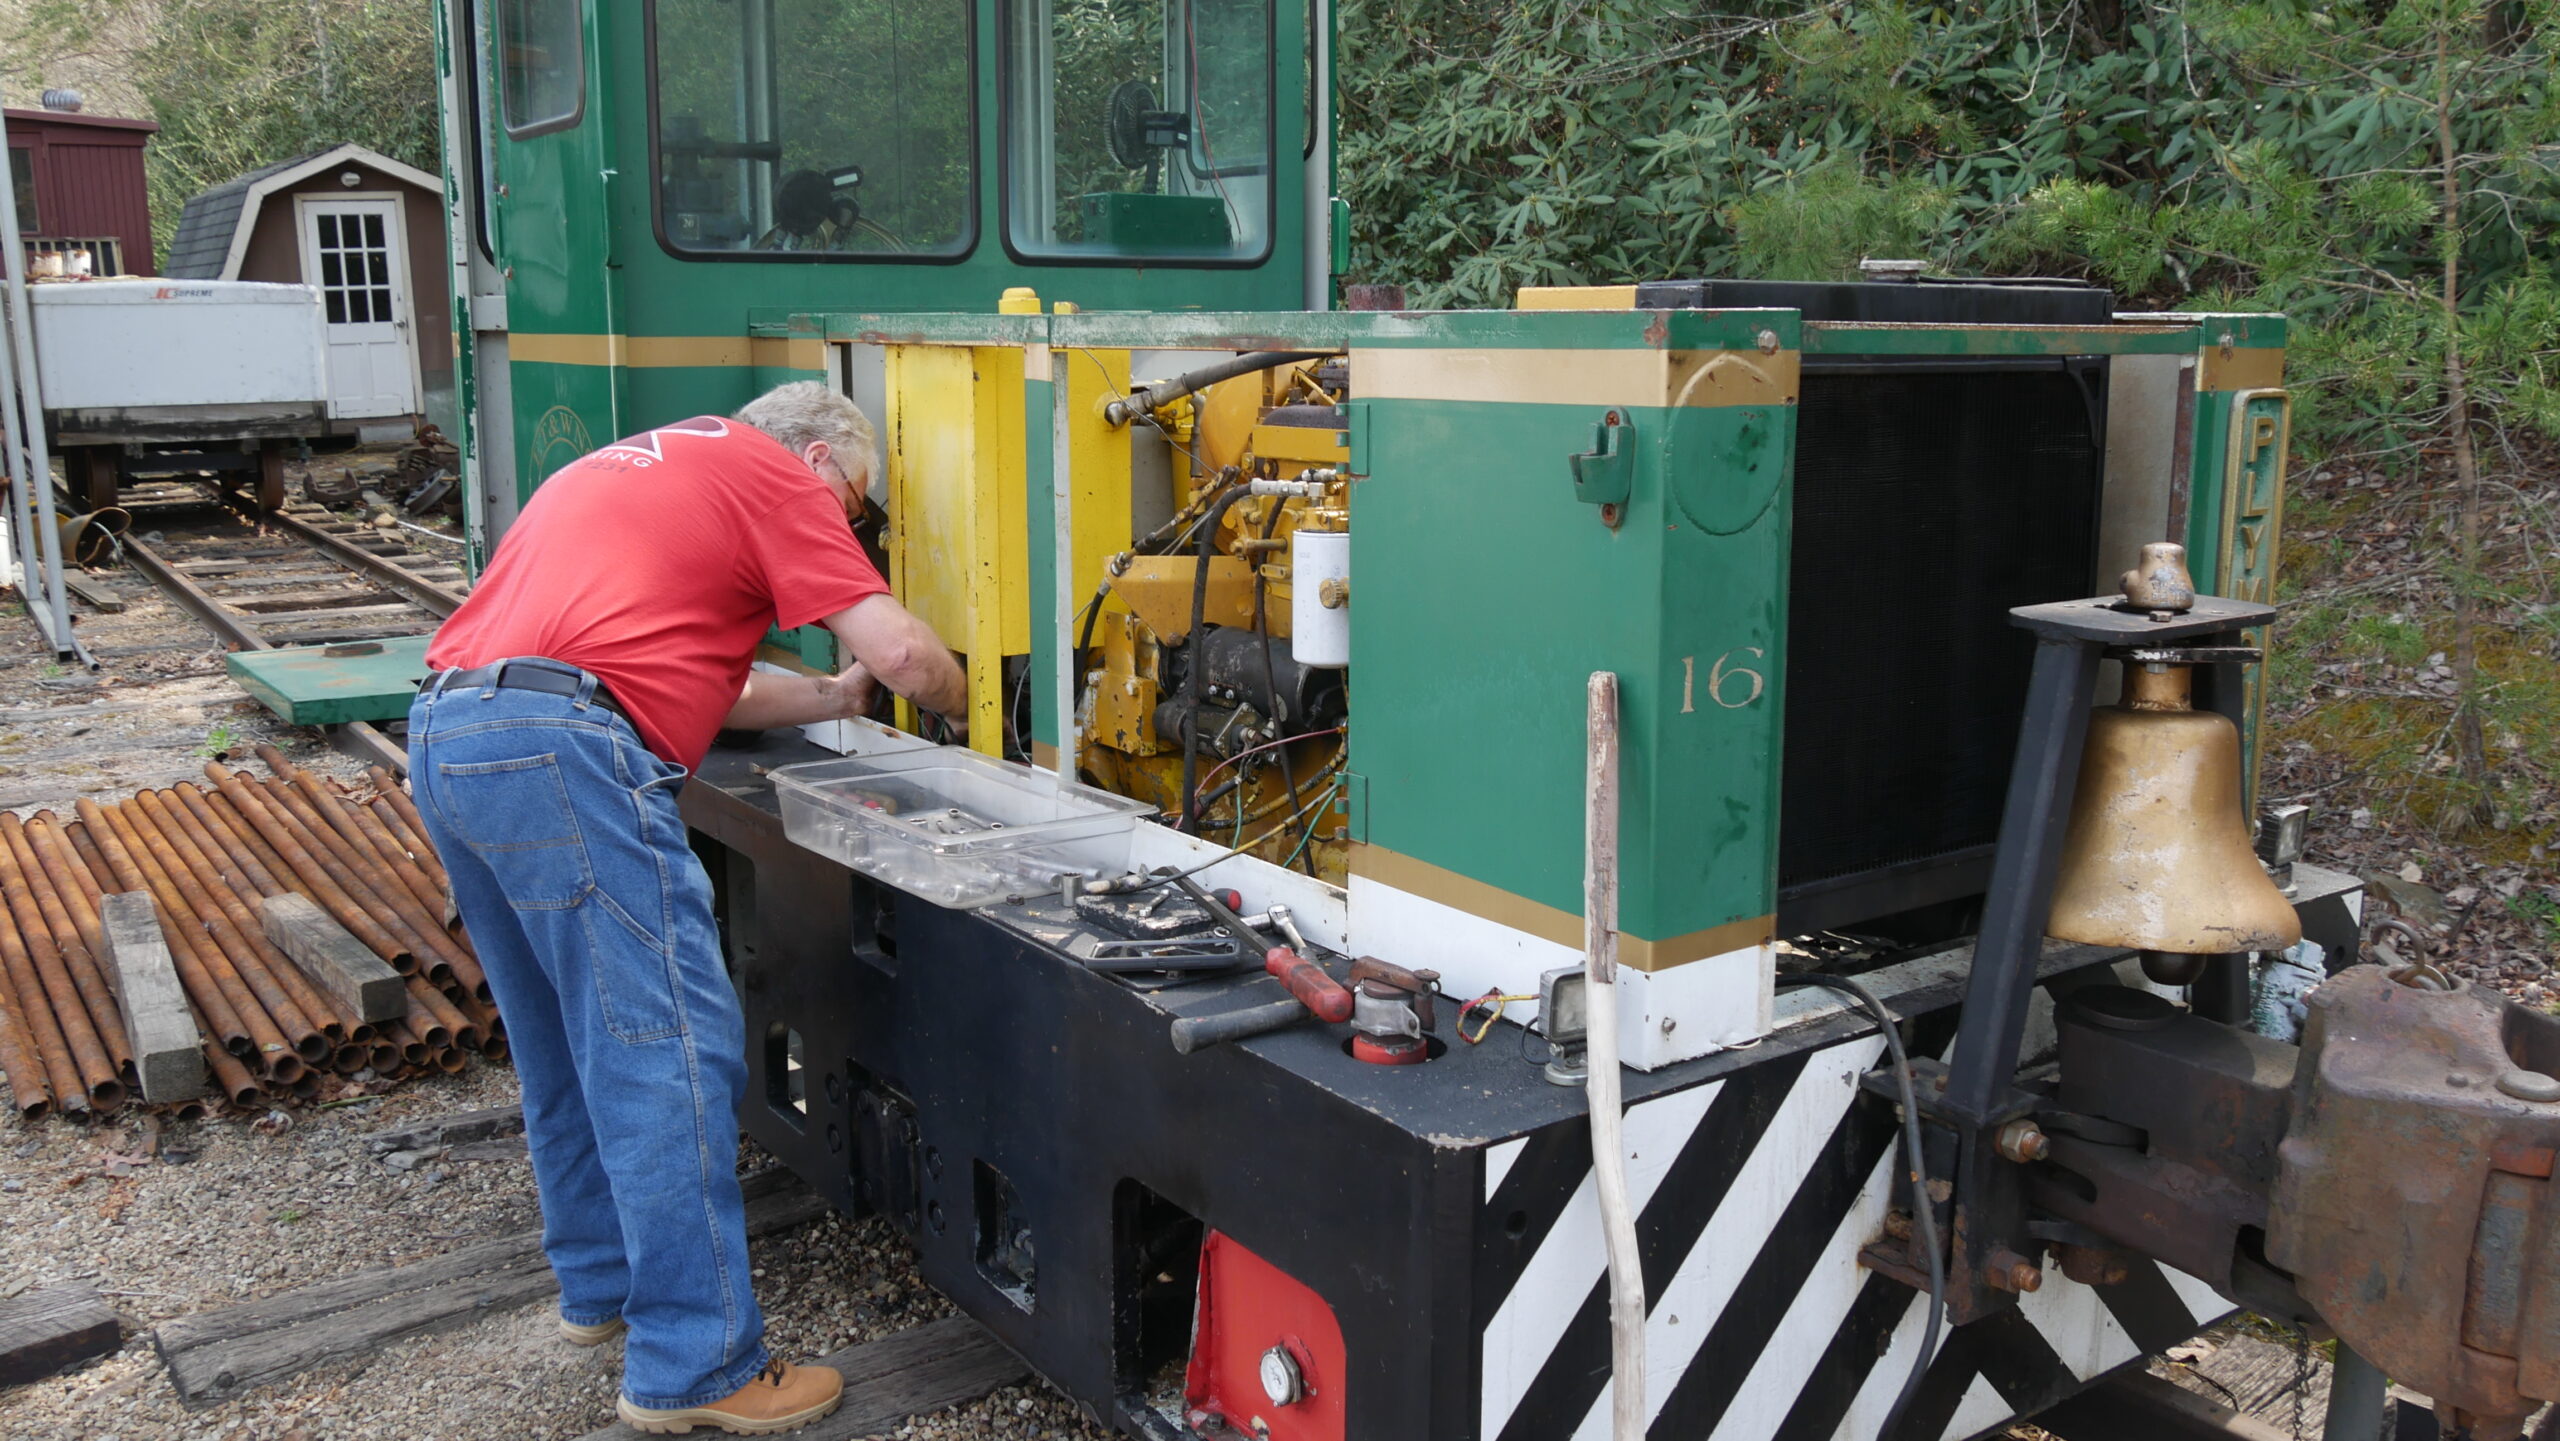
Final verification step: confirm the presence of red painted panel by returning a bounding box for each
[7,111,156,275]
[1183,1230,1348,1441]
[45,144,152,273]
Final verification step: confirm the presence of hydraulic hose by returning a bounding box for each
[1104,351,1328,427]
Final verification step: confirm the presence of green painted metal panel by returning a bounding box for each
[226,636,435,726]
[1351,382,1793,945]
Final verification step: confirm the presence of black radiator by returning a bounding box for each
[1774,357,2108,934]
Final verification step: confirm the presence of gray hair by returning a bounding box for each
[736,381,879,492]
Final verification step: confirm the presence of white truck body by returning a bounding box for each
[31,279,328,414]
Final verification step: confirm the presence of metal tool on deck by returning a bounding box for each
[1172,874,1353,1023]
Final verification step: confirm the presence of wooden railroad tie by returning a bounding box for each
[95,892,206,1104]
[260,893,405,1024]
[0,1283,123,1387]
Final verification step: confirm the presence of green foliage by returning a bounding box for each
[1338,0,2560,453]
[4,0,439,267]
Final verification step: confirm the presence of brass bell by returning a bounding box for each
[2047,662,2302,957]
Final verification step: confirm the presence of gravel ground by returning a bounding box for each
[0,1059,1110,1440]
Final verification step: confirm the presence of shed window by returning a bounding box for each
[8,148,36,233]
[1004,0,1274,262]
[650,0,974,260]
[498,0,585,136]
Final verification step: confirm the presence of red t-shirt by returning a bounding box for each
[426,416,889,767]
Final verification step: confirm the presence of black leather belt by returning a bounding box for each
[425,661,629,722]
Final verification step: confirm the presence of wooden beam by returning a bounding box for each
[154,1171,825,1406]
[571,1315,1030,1441]
[0,1283,122,1386]
[95,892,205,1103]
[62,576,125,613]
[361,1103,524,1157]
[259,893,405,1023]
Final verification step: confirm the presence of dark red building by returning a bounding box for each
[7,103,157,278]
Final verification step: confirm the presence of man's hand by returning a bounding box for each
[824,662,879,721]
[820,595,967,720]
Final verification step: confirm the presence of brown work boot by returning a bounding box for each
[616,1360,844,1435]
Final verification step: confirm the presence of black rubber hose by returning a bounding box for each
[1106,351,1328,426]
[1179,483,1257,832]
[1781,974,1944,1441]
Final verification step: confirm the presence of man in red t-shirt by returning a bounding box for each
[409,383,963,1435]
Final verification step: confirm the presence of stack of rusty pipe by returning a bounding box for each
[0,752,504,1120]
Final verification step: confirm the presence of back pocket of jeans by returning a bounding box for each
[435,755,594,910]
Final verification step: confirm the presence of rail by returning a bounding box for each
[116,497,468,775]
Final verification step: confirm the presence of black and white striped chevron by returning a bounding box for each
[1475,1029,2233,1441]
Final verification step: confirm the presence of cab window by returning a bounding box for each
[1005,0,1274,262]
[497,0,584,136]
[649,0,975,260]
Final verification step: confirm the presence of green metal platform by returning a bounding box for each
[226,635,432,725]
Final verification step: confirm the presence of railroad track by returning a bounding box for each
[109,481,468,769]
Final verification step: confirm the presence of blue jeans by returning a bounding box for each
[408,664,767,1410]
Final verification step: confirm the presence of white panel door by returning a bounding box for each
[297,196,418,419]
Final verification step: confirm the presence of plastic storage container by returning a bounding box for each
[772,747,1153,909]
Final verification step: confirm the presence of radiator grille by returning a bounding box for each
[1778,363,2105,916]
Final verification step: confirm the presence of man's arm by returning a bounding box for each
[722,663,875,731]
[822,593,967,717]
[720,594,966,730]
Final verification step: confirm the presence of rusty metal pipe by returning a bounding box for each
[345,796,449,915]
[332,1042,368,1075]
[247,765,490,1002]
[401,991,451,1050]
[197,1010,263,1107]
[169,784,290,899]
[369,796,446,890]
[368,1039,398,1071]
[406,973,477,1050]
[434,1047,466,1074]
[256,763,483,986]
[322,781,448,912]
[141,789,370,1044]
[368,766,438,863]
[0,813,136,1088]
[260,746,446,914]
[0,913,103,1110]
[196,784,418,990]
[203,766,419,976]
[454,989,505,1046]
[0,959,53,1118]
[0,824,119,1109]
[168,1098,208,1122]
[38,815,254,1060]
[389,1020,430,1067]
[116,792,336,1056]
[219,765,448,981]
[478,1032,509,1064]
[81,799,299,1072]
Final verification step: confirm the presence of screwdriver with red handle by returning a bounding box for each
[1172,874,1353,1023]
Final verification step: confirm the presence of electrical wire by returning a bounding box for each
[1191,726,1344,804]
[1457,990,1540,1045]
[1779,973,1943,1441]
[1274,772,1345,873]
[1109,774,1345,895]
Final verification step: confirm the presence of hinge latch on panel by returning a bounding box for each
[1571,410,1632,527]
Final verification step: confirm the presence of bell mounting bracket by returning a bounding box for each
[1864,589,2278,1324]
